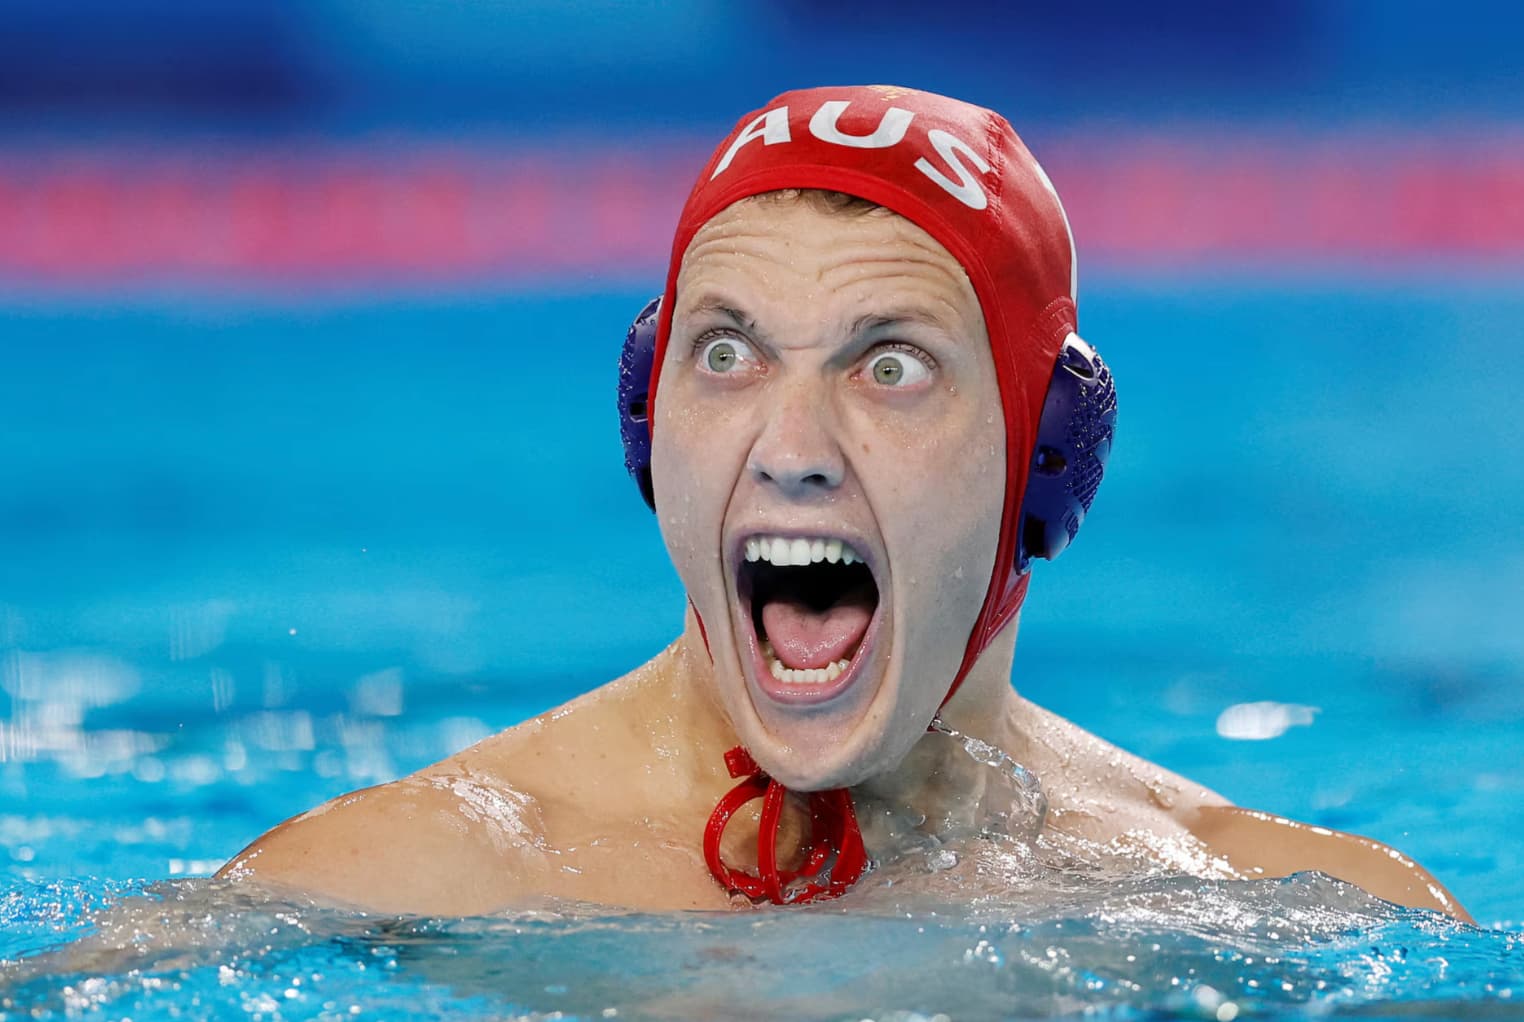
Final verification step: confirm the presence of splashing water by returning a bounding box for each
[3,874,1519,1021]
[844,718,1051,887]
[927,716,1049,844]
[1,714,1518,1020]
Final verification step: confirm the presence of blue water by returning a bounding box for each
[3,281,1522,1018]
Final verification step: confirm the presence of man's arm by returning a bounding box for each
[217,772,553,915]
[1189,805,1473,923]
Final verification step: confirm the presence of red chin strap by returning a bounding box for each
[703,747,868,904]
[691,607,863,904]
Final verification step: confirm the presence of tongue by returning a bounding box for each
[762,592,874,671]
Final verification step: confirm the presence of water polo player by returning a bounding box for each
[220,86,1469,921]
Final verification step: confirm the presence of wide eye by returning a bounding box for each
[698,335,758,374]
[866,349,932,387]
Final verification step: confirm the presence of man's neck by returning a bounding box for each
[663,612,1029,833]
[853,621,1027,832]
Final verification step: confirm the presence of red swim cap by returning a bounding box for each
[650,84,1079,699]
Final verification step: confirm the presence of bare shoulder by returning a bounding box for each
[216,765,558,915]
[1016,701,1471,922]
[1187,805,1473,922]
[217,648,696,914]
[1015,699,1230,834]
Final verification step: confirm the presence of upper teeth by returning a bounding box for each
[744,535,862,567]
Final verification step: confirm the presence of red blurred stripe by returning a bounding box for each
[2,133,1522,289]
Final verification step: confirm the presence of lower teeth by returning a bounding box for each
[763,642,851,686]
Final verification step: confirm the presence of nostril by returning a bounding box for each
[748,431,846,492]
[750,463,840,493]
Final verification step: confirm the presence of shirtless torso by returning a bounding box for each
[219,629,1470,921]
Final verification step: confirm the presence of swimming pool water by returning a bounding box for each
[2,281,1522,1018]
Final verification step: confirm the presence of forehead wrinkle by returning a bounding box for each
[675,227,793,320]
[823,268,981,343]
[676,199,984,346]
[681,197,964,284]
[679,203,797,268]
[810,242,978,332]
[814,244,972,293]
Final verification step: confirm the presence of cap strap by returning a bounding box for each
[703,745,869,904]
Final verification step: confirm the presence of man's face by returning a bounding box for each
[652,194,1006,790]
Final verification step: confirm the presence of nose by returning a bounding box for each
[747,380,845,498]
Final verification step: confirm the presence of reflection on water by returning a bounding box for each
[1216,701,1321,741]
[1,650,146,772]
[0,642,501,897]
[0,645,492,788]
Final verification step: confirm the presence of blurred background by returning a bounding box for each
[2,1,1521,925]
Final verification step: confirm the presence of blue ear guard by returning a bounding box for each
[616,296,662,510]
[1015,333,1117,573]
[615,297,1116,572]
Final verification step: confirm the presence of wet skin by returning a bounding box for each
[219,197,1471,923]
[649,195,1009,791]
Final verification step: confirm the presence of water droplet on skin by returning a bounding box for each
[1147,780,1178,810]
[926,848,959,872]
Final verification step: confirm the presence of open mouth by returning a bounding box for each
[735,534,881,704]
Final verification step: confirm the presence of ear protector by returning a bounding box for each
[616,295,663,510]
[616,294,1116,574]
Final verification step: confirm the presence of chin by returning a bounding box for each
[704,530,932,791]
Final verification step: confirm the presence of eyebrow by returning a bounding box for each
[849,309,954,339]
[681,300,955,346]
[685,299,759,335]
